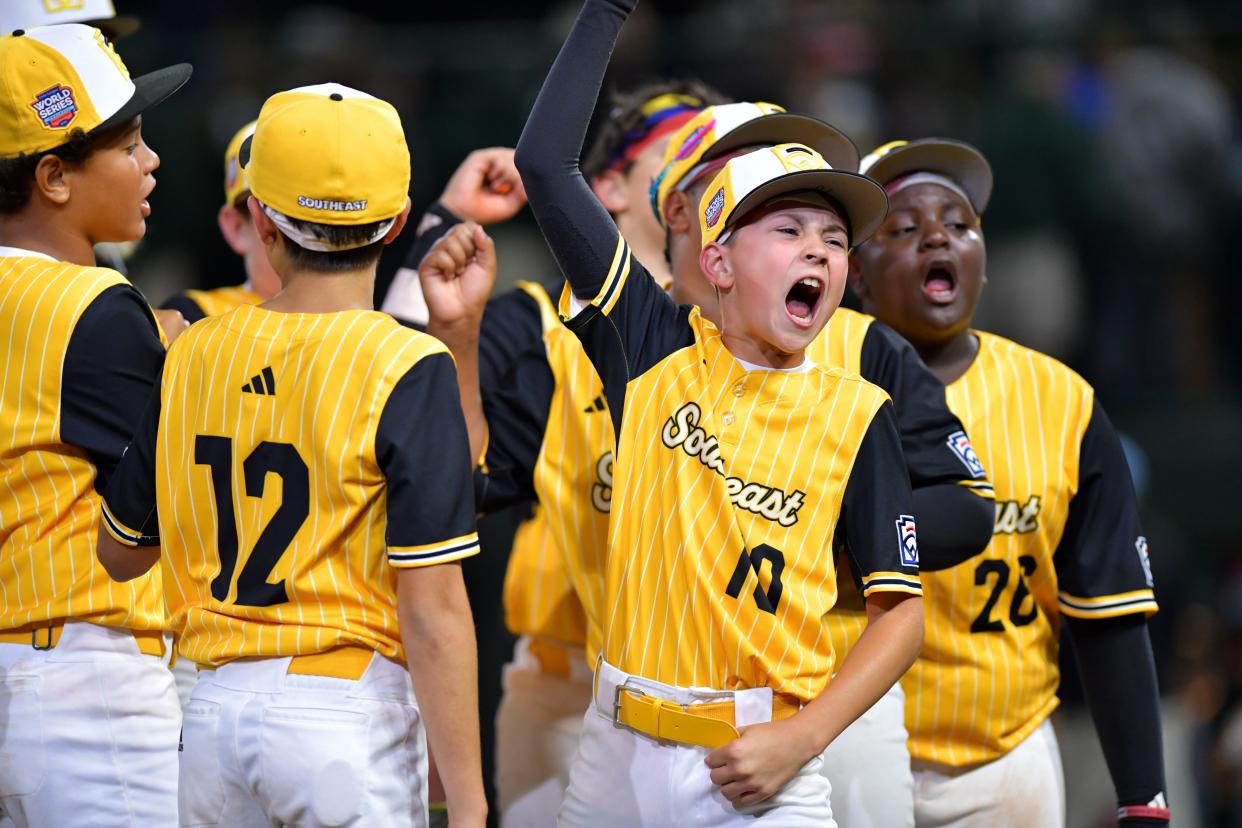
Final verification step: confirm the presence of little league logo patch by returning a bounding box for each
[896,514,919,566]
[704,188,725,229]
[30,84,78,130]
[946,430,987,479]
[1136,536,1154,587]
[674,119,715,161]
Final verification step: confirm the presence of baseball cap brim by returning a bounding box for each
[94,62,192,136]
[727,169,889,245]
[92,16,140,38]
[864,139,992,214]
[702,113,861,174]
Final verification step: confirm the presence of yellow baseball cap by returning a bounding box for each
[240,83,410,246]
[699,143,888,248]
[650,101,860,227]
[0,0,139,39]
[0,24,190,158]
[222,120,256,206]
[860,138,993,214]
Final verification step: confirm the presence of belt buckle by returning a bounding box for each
[31,627,54,651]
[611,679,689,742]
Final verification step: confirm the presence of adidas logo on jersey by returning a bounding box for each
[241,366,277,396]
[993,495,1040,534]
[583,395,606,413]
[661,402,805,527]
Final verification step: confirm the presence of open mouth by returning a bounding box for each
[922,260,958,304]
[785,276,823,328]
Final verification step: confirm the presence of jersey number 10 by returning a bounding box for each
[195,435,309,607]
[725,544,786,614]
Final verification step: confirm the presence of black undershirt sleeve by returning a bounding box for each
[61,284,166,492]
[473,340,556,513]
[99,366,162,547]
[858,322,994,570]
[158,294,207,324]
[514,0,691,434]
[1067,614,1168,822]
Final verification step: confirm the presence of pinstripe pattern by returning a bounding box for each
[501,282,590,649]
[904,330,1157,766]
[181,285,264,318]
[153,305,477,666]
[600,309,903,703]
[0,253,164,632]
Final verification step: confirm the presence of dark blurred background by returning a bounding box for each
[107,1,1241,825]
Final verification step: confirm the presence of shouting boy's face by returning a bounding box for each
[701,197,849,366]
[72,117,161,245]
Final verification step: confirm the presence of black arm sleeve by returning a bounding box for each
[477,287,546,391]
[403,201,464,274]
[514,0,691,432]
[473,340,556,513]
[859,321,994,570]
[1054,399,1157,616]
[836,402,922,595]
[61,284,166,491]
[99,367,162,547]
[375,352,479,560]
[158,294,207,324]
[1066,613,1167,818]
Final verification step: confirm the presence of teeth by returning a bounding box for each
[799,277,819,288]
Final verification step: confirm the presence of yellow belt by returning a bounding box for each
[528,638,575,678]
[614,687,800,750]
[286,645,377,680]
[0,622,166,658]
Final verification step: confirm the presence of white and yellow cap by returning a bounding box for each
[0,0,138,38]
[699,143,888,248]
[0,24,190,158]
[239,83,410,250]
[650,101,860,226]
[222,119,255,206]
[860,138,993,215]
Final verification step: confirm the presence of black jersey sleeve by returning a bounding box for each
[473,339,556,513]
[477,287,546,390]
[99,367,162,548]
[514,0,692,434]
[1054,398,1158,618]
[158,293,207,324]
[61,284,166,492]
[375,352,481,567]
[835,401,922,596]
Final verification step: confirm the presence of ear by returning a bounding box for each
[664,189,694,234]
[847,255,868,300]
[381,198,413,245]
[247,196,281,248]
[33,154,72,206]
[590,171,628,214]
[217,203,250,255]
[698,242,734,290]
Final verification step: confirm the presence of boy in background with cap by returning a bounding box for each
[96,83,487,827]
[159,120,281,323]
[511,0,924,823]
[0,23,189,828]
[851,138,1167,827]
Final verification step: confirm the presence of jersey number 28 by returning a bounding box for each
[195,435,308,607]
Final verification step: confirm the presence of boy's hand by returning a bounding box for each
[439,148,527,226]
[153,308,188,346]
[705,718,818,807]
[418,222,496,338]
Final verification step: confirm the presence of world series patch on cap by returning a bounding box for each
[240,83,410,236]
[698,142,888,248]
[0,24,190,158]
[650,101,861,227]
[223,119,257,206]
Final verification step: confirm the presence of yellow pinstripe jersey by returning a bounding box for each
[904,330,1158,766]
[102,304,480,666]
[558,236,922,704]
[1,251,164,632]
[177,284,264,321]
[501,281,590,648]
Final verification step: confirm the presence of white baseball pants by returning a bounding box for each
[819,679,915,827]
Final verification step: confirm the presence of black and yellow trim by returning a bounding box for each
[1058,589,1158,619]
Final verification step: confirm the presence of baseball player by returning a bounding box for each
[0,24,188,828]
[159,120,280,323]
[643,102,997,827]
[416,81,723,827]
[851,137,1169,827]
[95,83,487,827]
[513,1,925,823]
